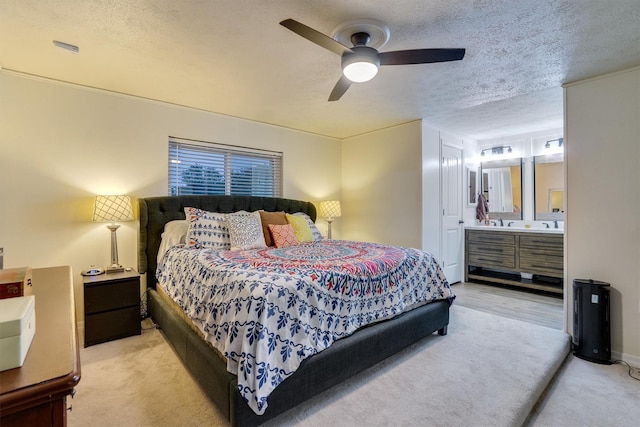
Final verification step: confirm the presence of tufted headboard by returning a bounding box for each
[138,195,317,288]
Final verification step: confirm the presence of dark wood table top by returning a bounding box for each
[0,266,80,414]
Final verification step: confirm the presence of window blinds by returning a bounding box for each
[168,137,282,197]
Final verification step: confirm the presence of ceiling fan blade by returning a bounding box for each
[280,19,351,56]
[379,48,466,66]
[328,75,352,101]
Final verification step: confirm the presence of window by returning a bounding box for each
[168,137,282,197]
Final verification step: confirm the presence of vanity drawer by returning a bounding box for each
[520,241,563,277]
[520,246,563,259]
[519,234,563,277]
[519,234,563,250]
[519,255,563,276]
[467,230,516,246]
[468,250,516,269]
[467,241,516,256]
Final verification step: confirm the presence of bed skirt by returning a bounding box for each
[148,288,449,426]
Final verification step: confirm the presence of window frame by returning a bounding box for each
[168,137,283,197]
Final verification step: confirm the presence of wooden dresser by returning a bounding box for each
[465,228,564,294]
[0,266,80,426]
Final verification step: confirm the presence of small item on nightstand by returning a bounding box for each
[81,266,105,276]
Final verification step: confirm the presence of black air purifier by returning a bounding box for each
[572,279,611,364]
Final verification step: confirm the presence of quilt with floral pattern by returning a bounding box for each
[157,239,454,415]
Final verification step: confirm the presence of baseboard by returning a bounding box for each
[612,350,640,367]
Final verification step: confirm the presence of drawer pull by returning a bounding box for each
[527,264,560,270]
[523,252,561,257]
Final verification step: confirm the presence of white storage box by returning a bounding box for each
[0,295,36,371]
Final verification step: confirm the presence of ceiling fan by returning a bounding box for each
[280,18,466,101]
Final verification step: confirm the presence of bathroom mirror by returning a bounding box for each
[534,153,564,221]
[480,158,523,220]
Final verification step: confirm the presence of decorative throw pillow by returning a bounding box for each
[227,210,267,251]
[259,211,288,247]
[285,213,313,242]
[184,207,230,250]
[268,224,299,248]
[293,212,323,241]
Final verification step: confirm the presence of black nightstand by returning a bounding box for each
[83,269,141,347]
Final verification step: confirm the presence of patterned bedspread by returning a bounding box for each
[157,240,454,415]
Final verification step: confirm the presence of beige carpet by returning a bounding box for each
[71,322,227,426]
[526,356,640,426]
[70,305,570,426]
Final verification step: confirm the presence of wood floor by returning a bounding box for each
[451,281,564,330]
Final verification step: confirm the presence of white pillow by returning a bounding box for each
[184,207,231,250]
[293,212,323,241]
[157,220,188,264]
[226,210,267,251]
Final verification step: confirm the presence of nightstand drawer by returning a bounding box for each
[85,278,139,315]
[85,306,140,346]
[83,270,141,347]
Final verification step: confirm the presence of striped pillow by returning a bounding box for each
[293,212,323,241]
[184,207,230,250]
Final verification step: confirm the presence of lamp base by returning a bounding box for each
[106,265,125,274]
[106,223,123,274]
[327,219,334,240]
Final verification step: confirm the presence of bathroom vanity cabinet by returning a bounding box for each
[465,228,564,294]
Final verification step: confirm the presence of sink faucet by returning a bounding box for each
[553,219,559,229]
[543,222,550,228]
[498,218,504,226]
[507,221,514,227]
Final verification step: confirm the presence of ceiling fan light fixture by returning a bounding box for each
[280,18,466,101]
[342,47,380,83]
[343,61,379,82]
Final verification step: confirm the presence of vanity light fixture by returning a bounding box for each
[545,137,564,149]
[480,146,512,156]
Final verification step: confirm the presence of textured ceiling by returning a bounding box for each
[1,0,639,140]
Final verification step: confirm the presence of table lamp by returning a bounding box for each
[319,200,341,239]
[92,195,134,273]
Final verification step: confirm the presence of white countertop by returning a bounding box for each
[465,225,564,234]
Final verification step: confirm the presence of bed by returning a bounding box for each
[138,195,453,426]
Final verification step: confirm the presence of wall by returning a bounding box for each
[341,121,423,248]
[564,66,640,363]
[421,124,442,258]
[0,71,341,321]
[341,121,469,279]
